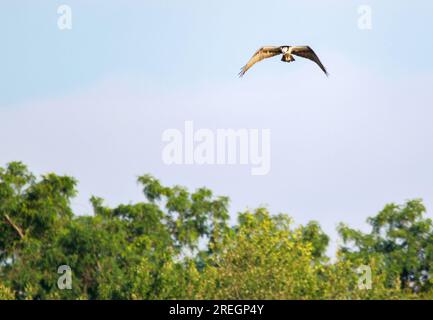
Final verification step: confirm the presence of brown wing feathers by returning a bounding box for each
[238,46,281,77]
[290,46,328,76]
[239,45,328,77]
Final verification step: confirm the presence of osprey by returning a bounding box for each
[239,45,328,77]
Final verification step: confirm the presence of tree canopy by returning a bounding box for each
[1,162,432,299]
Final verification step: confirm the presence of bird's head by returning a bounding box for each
[280,46,289,54]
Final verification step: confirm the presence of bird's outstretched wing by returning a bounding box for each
[239,46,281,77]
[291,46,328,76]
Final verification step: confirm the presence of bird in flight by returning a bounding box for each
[239,45,328,77]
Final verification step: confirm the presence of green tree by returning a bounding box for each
[196,209,325,299]
[0,163,230,299]
[338,199,433,292]
[300,221,330,262]
[0,283,14,300]
[0,162,77,299]
[2,162,433,300]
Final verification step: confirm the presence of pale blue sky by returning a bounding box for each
[2,0,433,106]
[1,1,433,253]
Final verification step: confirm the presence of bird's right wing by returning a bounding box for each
[239,46,281,77]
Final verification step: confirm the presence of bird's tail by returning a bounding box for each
[281,54,295,63]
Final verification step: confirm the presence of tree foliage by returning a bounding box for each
[1,162,432,300]
[338,199,433,293]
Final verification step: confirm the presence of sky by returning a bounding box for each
[1,0,433,254]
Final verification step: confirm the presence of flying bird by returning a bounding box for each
[239,45,328,77]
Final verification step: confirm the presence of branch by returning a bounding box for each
[3,214,25,239]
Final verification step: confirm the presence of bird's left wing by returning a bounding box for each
[291,46,328,76]
[239,46,281,77]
